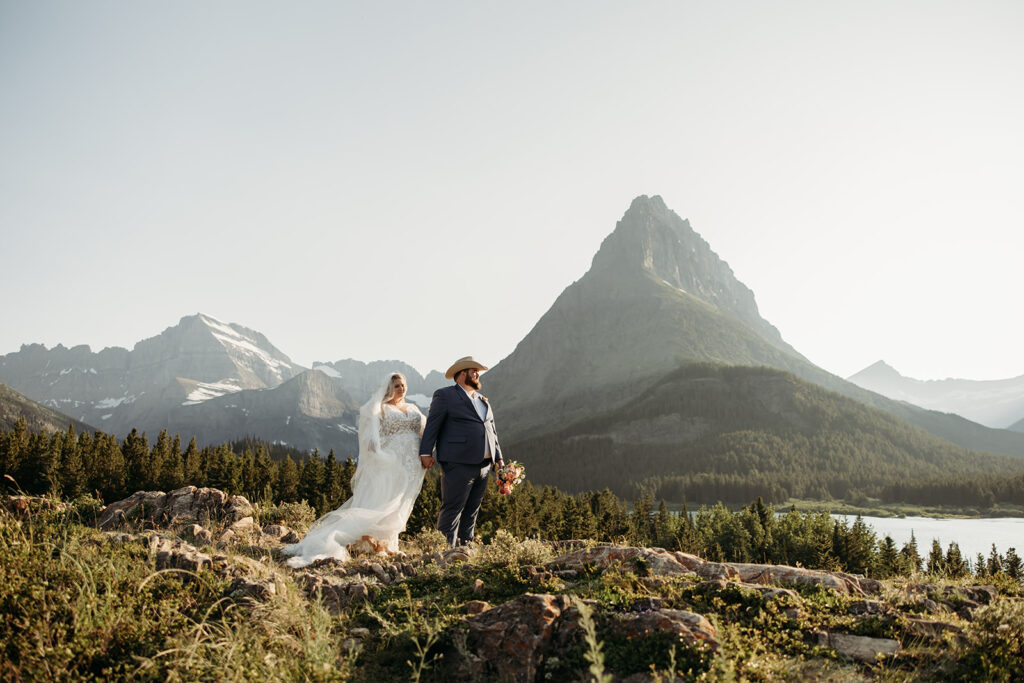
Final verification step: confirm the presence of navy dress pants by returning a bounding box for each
[437,460,491,546]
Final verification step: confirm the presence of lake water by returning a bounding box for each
[834,515,1024,559]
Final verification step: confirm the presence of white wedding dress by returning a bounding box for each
[283,389,427,568]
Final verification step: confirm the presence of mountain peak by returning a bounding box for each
[588,195,789,352]
[849,360,903,382]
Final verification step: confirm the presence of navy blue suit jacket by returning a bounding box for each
[419,385,503,466]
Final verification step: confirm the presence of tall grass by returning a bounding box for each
[0,499,352,680]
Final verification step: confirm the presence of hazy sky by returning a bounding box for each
[2,1,1022,381]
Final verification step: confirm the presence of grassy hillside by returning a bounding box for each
[0,381,92,434]
[511,363,1024,503]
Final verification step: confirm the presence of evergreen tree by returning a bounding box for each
[561,496,597,540]
[182,438,201,486]
[926,539,946,576]
[122,429,150,494]
[90,433,125,501]
[252,444,275,503]
[974,553,988,578]
[150,430,172,491]
[944,542,969,578]
[900,532,922,574]
[629,493,655,546]
[1003,547,1022,581]
[654,499,676,550]
[299,452,326,513]
[839,516,877,576]
[987,544,1004,576]
[57,425,86,499]
[877,536,900,578]
[0,418,29,491]
[276,456,299,502]
[322,449,343,510]
[155,431,184,491]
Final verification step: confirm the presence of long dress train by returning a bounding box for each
[282,402,426,568]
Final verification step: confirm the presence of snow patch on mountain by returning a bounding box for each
[94,396,136,409]
[198,314,294,379]
[182,380,242,406]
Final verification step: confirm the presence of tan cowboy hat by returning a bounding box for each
[445,355,489,380]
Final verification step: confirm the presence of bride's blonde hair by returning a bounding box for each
[381,372,407,408]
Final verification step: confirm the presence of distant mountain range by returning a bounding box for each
[0,314,445,455]
[849,361,1024,432]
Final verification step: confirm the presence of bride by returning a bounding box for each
[283,372,428,568]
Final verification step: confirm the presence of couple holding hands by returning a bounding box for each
[284,356,506,568]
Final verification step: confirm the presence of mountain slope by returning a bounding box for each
[486,195,1024,459]
[849,360,1024,429]
[514,363,1024,499]
[149,369,363,456]
[0,382,93,433]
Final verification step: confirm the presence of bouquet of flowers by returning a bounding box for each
[496,460,525,495]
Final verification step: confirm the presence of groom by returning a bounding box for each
[419,356,504,547]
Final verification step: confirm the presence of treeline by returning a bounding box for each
[2,419,1022,584]
[0,419,358,513]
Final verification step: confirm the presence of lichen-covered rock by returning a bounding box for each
[549,545,699,577]
[448,593,570,682]
[816,631,900,662]
[610,608,720,652]
[228,576,279,602]
[98,487,253,530]
[149,534,213,573]
[729,563,864,595]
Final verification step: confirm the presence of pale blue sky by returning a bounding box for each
[2,1,1022,381]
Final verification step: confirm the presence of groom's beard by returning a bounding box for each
[467,377,482,390]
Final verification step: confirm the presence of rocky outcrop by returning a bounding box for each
[444,592,720,682]
[445,594,572,682]
[549,544,878,596]
[98,486,253,530]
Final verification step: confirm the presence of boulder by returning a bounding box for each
[98,487,254,530]
[448,593,570,682]
[150,535,213,573]
[610,608,720,652]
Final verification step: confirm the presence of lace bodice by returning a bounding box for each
[379,403,424,447]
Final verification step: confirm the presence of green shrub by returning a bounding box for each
[476,529,553,569]
[947,600,1024,681]
[255,500,317,532]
